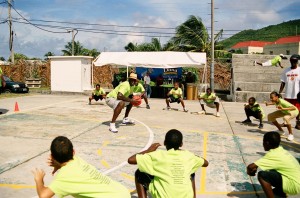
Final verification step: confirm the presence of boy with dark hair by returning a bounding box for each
[198,87,220,117]
[89,84,106,105]
[128,129,209,198]
[242,97,265,129]
[132,80,150,109]
[247,132,300,198]
[166,82,188,112]
[32,136,130,198]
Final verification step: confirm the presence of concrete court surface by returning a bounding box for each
[0,94,300,198]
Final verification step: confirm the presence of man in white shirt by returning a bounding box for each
[279,54,300,129]
[144,72,151,98]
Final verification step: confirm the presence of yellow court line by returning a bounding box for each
[102,140,110,147]
[97,149,102,156]
[100,159,110,168]
[0,183,35,189]
[120,173,135,181]
[197,190,264,195]
[199,132,208,193]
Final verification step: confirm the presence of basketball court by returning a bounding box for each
[0,94,299,198]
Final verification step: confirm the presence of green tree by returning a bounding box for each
[44,52,55,60]
[124,38,163,52]
[62,41,84,56]
[0,57,5,61]
[8,53,29,62]
[124,42,138,51]
[81,48,100,58]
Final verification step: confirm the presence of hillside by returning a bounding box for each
[220,19,300,49]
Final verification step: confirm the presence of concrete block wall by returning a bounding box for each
[232,54,290,102]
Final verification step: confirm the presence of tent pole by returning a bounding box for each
[127,66,129,78]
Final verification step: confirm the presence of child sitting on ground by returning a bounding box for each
[198,88,220,117]
[128,129,208,198]
[265,91,299,141]
[165,82,188,112]
[247,132,300,197]
[32,136,130,198]
[242,97,265,129]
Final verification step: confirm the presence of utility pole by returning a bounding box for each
[210,0,214,90]
[71,29,78,56]
[8,0,14,63]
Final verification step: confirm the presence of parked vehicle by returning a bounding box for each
[2,76,29,93]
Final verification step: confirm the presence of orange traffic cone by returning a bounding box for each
[14,102,19,112]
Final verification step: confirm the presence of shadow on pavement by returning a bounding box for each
[227,181,262,197]
[0,108,9,114]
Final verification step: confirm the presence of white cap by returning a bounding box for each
[279,54,284,57]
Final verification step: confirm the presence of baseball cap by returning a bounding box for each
[128,73,137,80]
[279,54,284,57]
[290,54,300,60]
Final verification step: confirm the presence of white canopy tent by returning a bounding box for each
[93,52,206,68]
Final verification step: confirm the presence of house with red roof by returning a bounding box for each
[231,41,272,54]
[263,35,300,55]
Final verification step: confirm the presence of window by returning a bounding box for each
[270,51,273,55]
[286,50,290,55]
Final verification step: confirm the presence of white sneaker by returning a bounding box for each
[109,123,118,133]
[287,134,294,141]
[199,110,206,114]
[122,117,135,124]
[216,112,220,117]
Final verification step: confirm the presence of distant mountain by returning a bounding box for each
[219,19,300,49]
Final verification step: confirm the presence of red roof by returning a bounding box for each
[231,41,272,48]
[272,35,300,45]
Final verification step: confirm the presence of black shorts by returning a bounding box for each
[168,95,181,103]
[258,170,284,194]
[93,95,103,101]
[135,169,196,190]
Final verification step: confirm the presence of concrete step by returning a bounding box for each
[234,91,285,102]
[233,67,284,74]
[233,72,281,83]
[234,81,281,92]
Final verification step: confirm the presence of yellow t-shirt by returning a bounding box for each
[107,81,131,98]
[276,98,299,115]
[200,92,216,103]
[131,83,145,93]
[249,102,266,119]
[48,156,130,198]
[93,88,105,96]
[255,146,300,195]
[136,149,204,198]
[169,88,182,99]
[271,55,282,66]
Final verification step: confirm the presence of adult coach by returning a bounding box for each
[106,73,139,133]
[254,54,286,68]
[279,54,300,129]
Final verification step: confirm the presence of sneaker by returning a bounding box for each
[183,108,188,112]
[109,123,118,133]
[216,112,220,117]
[122,117,135,125]
[287,134,294,141]
[167,106,171,110]
[242,119,252,124]
[199,110,206,114]
[258,123,263,129]
[146,104,150,109]
[253,61,256,66]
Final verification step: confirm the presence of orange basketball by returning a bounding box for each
[131,95,142,106]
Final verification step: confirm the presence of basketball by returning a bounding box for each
[131,95,142,106]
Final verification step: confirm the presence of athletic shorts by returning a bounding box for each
[258,170,285,195]
[268,110,298,125]
[168,95,181,103]
[105,97,130,110]
[285,98,300,112]
[93,95,103,101]
[200,97,220,108]
[262,60,272,67]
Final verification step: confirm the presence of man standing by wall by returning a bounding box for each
[279,54,300,129]
[144,72,151,98]
[0,67,6,114]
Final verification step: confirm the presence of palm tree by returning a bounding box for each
[62,41,84,56]
[44,52,55,60]
[124,38,163,51]
[124,42,137,51]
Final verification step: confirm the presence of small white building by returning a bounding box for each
[49,56,93,92]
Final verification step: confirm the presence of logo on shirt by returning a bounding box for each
[287,73,298,81]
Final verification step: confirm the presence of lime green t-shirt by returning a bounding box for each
[136,149,204,198]
[169,88,182,99]
[249,102,266,119]
[48,156,130,198]
[255,146,300,195]
[276,98,299,115]
[131,83,145,93]
[93,87,105,96]
[107,81,131,98]
[200,92,216,103]
[271,55,282,66]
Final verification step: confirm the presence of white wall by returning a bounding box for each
[50,56,93,92]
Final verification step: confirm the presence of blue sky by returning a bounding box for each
[0,0,300,59]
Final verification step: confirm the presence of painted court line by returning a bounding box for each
[102,117,154,175]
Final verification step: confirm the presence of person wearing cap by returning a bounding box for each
[279,54,300,133]
[254,54,287,68]
[105,73,140,133]
[131,80,150,109]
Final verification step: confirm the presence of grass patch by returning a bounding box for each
[0,93,32,99]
